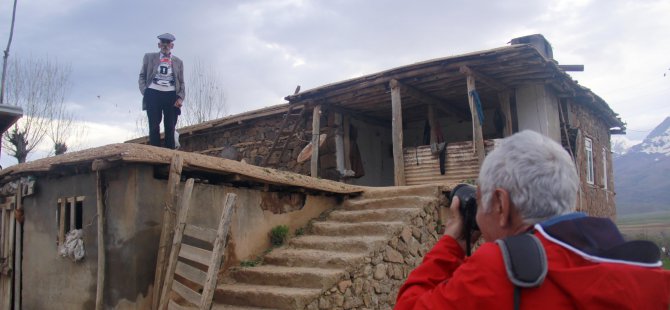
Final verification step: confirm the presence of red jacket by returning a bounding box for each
[395,233,670,309]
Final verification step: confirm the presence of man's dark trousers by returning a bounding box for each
[144,88,177,149]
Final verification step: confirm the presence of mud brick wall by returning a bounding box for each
[177,109,343,181]
[304,205,442,310]
[566,101,616,219]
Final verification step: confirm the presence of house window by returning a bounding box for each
[584,138,594,185]
[57,196,84,246]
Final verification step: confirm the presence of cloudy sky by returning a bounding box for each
[0,0,668,166]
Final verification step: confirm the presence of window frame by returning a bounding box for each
[584,137,594,185]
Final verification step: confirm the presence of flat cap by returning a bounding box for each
[157,33,176,42]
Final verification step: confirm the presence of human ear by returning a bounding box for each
[494,189,512,227]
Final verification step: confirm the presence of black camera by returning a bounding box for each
[449,184,479,255]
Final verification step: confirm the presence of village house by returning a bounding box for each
[0,34,624,309]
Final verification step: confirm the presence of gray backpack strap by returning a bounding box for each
[496,234,548,310]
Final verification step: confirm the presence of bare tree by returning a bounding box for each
[2,57,72,162]
[182,58,227,127]
[47,100,87,156]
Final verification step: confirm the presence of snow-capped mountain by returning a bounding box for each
[611,136,637,157]
[614,117,670,215]
[627,117,670,156]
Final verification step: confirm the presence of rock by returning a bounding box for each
[338,280,352,293]
[319,297,330,309]
[400,227,413,243]
[353,278,364,295]
[374,264,387,280]
[333,294,345,307]
[372,253,383,265]
[384,247,404,264]
[388,237,398,249]
[412,227,422,240]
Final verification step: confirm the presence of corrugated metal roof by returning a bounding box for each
[404,140,497,185]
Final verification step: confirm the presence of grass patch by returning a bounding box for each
[663,258,670,270]
[270,225,290,246]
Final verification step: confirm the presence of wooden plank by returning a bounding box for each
[310,105,322,178]
[171,280,201,307]
[95,171,106,310]
[390,79,406,186]
[175,261,207,286]
[178,244,212,267]
[465,74,485,165]
[168,299,197,310]
[58,202,65,247]
[13,187,22,310]
[158,178,194,310]
[200,193,238,310]
[68,198,75,231]
[183,224,217,244]
[153,155,184,310]
[459,65,508,92]
[498,91,513,137]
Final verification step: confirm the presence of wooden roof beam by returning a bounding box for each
[396,80,469,120]
[459,65,509,92]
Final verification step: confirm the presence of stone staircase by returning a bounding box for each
[211,185,444,310]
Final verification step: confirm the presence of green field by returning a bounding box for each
[617,211,670,270]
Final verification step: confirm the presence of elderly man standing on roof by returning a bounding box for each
[138,33,185,149]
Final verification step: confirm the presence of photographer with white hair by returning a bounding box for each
[395,130,670,310]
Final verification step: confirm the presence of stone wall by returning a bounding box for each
[178,109,344,181]
[566,100,616,219]
[304,203,442,310]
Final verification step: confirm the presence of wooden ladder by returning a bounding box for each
[157,179,238,310]
[261,103,307,167]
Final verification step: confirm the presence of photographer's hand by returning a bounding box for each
[443,197,480,252]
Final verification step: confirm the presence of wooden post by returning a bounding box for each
[4,201,15,310]
[465,75,485,165]
[95,171,106,310]
[498,91,513,137]
[157,179,194,310]
[343,116,351,172]
[390,79,406,186]
[13,185,22,310]
[200,192,238,310]
[152,155,183,310]
[428,105,437,145]
[334,112,346,177]
[310,105,321,178]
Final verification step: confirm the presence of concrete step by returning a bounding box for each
[212,304,277,310]
[328,208,423,222]
[289,235,387,252]
[229,265,345,288]
[214,283,321,310]
[360,184,443,199]
[311,221,405,236]
[263,248,367,269]
[342,196,437,211]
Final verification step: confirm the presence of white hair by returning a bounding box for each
[478,130,579,224]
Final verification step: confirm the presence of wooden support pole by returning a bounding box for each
[390,79,406,186]
[428,105,437,145]
[465,74,485,165]
[13,185,22,310]
[498,91,513,137]
[310,105,322,178]
[200,192,237,310]
[95,171,106,310]
[343,116,351,171]
[334,112,346,177]
[4,200,15,310]
[152,155,183,310]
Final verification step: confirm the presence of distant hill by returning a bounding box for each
[614,117,670,215]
